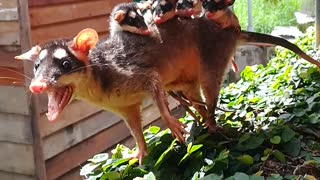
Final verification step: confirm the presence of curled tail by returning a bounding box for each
[239,30,320,68]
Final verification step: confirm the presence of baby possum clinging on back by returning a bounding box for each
[201,0,241,32]
[109,2,152,36]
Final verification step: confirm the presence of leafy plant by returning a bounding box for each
[234,0,302,33]
[80,27,320,179]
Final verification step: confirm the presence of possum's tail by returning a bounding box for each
[239,30,320,68]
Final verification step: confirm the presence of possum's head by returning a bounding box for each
[110,3,151,36]
[201,0,235,12]
[176,0,198,17]
[15,28,98,122]
[152,0,175,24]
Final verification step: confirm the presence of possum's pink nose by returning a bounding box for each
[29,80,48,94]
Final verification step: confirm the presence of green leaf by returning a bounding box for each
[199,174,223,180]
[100,171,121,180]
[272,150,286,163]
[270,136,281,144]
[281,126,295,143]
[133,172,156,180]
[148,126,161,134]
[154,139,176,169]
[189,144,203,154]
[233,172,250,180]
[88,153,109,163]
[236,154,254,165]
[80,163,100,176]
[249,175,264,180]
[282,139,301,157]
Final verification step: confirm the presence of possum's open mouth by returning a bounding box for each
[46,86,73,122]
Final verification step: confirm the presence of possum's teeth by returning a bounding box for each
[47,90,61,122]
[46,86,72,122]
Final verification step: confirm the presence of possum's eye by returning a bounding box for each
[61,60,71,70]
[34,62,40,71]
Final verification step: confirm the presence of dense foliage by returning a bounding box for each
[80,27,320,180]
[234,0,302,33]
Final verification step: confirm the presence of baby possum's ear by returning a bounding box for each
[225,0,235,6]
[114,10,126,23]
[14,45,41,61]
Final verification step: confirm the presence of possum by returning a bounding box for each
[15,17,320,164]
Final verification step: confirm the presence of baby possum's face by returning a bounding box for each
[112,4,151,35]
[152,0,176,24]
[201,0,235,12]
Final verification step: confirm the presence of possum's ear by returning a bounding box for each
[15,45,41,61]
[70,28,98,55]
[225,0,235,6]
[114,10,126,23]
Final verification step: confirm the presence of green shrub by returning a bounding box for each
[80,27,320,180]
[234,0,303,33]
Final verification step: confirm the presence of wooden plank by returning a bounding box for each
[0,3,18,21]
[0,170,35,180]
[0,21,19,45]
[0,46,24,69]
[0,113,32,144]
[29,0,130,27]
[0,0,17,8]
[0,86,30,115]
[55,167,82,180]
[43,110,122,159]
[31,15,109,44]
[28,0,86,7]
[0,66,26,86]
[0,7,17,20]
[39,101,102,138]
[0,142,34,175]
[46,106,183,179]
[46,121,130,180]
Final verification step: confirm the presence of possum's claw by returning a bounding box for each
[166,116,188,143]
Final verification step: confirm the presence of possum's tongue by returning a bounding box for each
[46,86,72,122]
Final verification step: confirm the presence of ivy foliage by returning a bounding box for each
[80,27,320,180]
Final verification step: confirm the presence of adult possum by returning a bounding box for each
[15,17,319,164]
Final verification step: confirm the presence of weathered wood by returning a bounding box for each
[0,21,20,45]
[43,110,122,159]
[18,0,48,179]
[28,0,86,7]
[39,101,102,138]
[55,167,83,180]
[0,170,35,180]
[0,46,24,69]
[0,0,18,21]
[29,0,130,27]
[0,66,25,86]
[0,86,30,115]
[0,8,18,21]
[31,15,109,44]
[46,121,130,179]
[0,0,17,7]
[0,113,32,144]
[0,142,35,175]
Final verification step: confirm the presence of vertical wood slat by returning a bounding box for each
[18,0,48,179]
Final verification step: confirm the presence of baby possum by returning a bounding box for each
[151,0,176,24]
[201,0,240,32]
[176,0,199,17]
[109,2,151,36]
